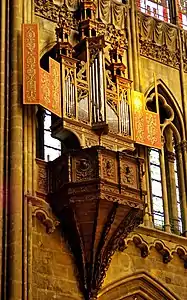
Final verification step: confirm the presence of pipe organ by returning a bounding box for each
[89,46,106,124]
[56,23,132,138]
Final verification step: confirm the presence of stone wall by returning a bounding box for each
[100,227,187,300]
[32,218,83,300]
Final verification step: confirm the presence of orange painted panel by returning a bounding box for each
[132,91,145,145]
[144,111,161,149]
[132,91,161,149]
[23,24,61,117]
[40,68,51,109]
[22,24,40,104]
[49,58,62,117]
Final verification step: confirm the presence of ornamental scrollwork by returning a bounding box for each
[102,156,116,182]
[74,154,97,181]
[120,160,137,188]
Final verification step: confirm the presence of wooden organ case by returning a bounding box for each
[39,1,146,299]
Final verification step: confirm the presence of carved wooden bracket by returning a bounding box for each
[48,146,145,299]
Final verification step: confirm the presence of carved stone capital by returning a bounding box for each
[181,140,187,152]
[175,143,182,155]
[165,150,175,163]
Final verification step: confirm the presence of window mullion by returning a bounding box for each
[159,146,171,233]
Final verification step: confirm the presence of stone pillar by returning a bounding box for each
[165,150,179,233]
[22,2,35,299]
[0,0,7,296]
[160,144,171,233]
[181,141,187,187]
[131,0,140,90]
[144,148,153,227]
[175,143,187,236]
[165,128,179,233]
[8,1,23,299]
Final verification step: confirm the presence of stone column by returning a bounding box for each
[165,128,179,233]
[175,143,187,236]
[165,150,179,233]
[160,144,171,233]
[181,141,187,187]
[8,1,23,299]
[131,0,140,90]
[22,2,34,299]
[144,148,153,227]
[0,0,7,296]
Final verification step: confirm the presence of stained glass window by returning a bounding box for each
[178,0,187,29]
[138,0,170,22]
[44,111,61,161]
[174,154,182,232]
[149,149,165,229]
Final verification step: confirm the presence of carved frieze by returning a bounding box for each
[138,12,180,69]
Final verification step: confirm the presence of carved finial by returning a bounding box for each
[55,18,73,57]
[80,0,96,21]
[79,0,100,39]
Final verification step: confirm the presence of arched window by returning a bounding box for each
[44,110,61,161]
[36,108,62,162]
[146,85,186,235]
[178,0,187,28]
[137,0,171,22]
[149,148,164,229]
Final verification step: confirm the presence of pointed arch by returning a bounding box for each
[40,41,57,60]
[144,79,185,140]
[98,271,180,300]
